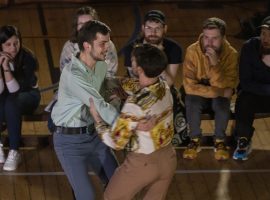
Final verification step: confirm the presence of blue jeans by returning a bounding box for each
[185,95,230,140]
[0,89,40,149]
[53,130,118,200]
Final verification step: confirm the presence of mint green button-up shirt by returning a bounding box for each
[51,55,118,127]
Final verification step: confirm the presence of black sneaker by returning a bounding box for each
[233,137,252,160]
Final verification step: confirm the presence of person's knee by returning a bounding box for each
[17,91,40,114]
[212,97,230,113]
[235,92,255,111]
[5,94,18,106]
[185,95,204,110]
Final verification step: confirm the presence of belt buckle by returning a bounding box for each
[79,127,84,134]
[56,126,62,134]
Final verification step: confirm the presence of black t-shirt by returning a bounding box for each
[10,48,38,92]
[123,37,182,76]
[238,37,270,95]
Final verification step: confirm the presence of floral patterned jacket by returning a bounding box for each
[95,78,174,154]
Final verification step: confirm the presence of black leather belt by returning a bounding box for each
[56,124,95,135]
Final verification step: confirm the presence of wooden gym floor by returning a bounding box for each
[0,1,270,199]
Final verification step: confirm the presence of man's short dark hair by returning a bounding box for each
[77,20,111,51]
[132,44,167,78]
[203,17,226,36]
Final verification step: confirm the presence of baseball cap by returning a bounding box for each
[144,10,165,24]
[260,16,270,29]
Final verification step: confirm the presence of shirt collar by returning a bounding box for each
[72,54,95,75]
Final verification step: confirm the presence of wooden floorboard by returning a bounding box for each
[1,146,270,199]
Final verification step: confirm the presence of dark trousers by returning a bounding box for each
[0,89,40,149]
[53,130,119,200]
[234,91,270,140]
[185,95,230,140]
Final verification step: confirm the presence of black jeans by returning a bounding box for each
[185,94,230,140]
[234,91,270,140]
[0,89,40,149]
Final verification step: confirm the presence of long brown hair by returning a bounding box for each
[0,25,38,76]
[70,6,99,43]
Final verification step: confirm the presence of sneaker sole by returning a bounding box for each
[215,155,229,161]
[214,147,229,161]
[3,157,21,171]
[3,165,19,171]
[233,148,252,161]
[233,156,248,161]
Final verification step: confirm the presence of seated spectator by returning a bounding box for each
[90,43,176,200]
[123,10,182,85]
[60,6,118,76]
[233,16,270,161]
[46,5,119,131]
[123,9,188,145]
[0,25,40,171]
[182,17,238,160]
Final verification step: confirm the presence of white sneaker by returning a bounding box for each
[0,144,5,163]
[3,150,21,171]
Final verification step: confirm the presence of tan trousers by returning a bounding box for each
[104,144,177,200]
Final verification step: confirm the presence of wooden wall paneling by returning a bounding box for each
[0,0,9,7]
[48,38,66,71]
[43,6,73,38]
[33,39,53,103]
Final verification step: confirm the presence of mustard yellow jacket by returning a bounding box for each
[183,35,238,98]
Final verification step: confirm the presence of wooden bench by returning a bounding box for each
[198,111,270,147]
[22,83,58,122]
[0,104,50,148]
[19,92,270,148]
[201,111,270,120]
[22,104,49,122]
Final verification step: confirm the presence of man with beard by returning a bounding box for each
[51,20,119,200]
[123,10,182,86]
[182,17,238,160]
[233,16,270,161]
[123,10,188,146]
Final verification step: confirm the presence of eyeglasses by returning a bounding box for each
[144,26,163,33]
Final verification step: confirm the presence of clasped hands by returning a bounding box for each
[0,52,13,71]
[89,98,156,131]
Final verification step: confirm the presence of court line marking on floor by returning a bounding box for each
[1,169,270,176]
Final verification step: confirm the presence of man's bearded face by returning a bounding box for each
[142,21,165,45]
[261,28,270,55]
